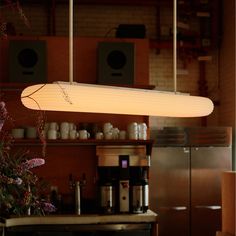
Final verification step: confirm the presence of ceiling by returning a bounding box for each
[20,0,173,6]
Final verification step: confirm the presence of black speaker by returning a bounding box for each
[97,42,135,85]
[9,40,47,83]
[116,24,146,38]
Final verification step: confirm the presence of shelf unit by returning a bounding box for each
[13,139,154,155]
[13,138,153,145]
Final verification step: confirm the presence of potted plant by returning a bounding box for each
[0,101,55,219]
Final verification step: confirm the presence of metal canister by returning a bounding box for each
[132,184,143,213]
[100,183,115,214]
[142,181,149,212]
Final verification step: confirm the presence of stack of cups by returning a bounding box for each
[103,122,113,140]
[60,122,77,140]
[47,122,60,140]
[60,122,70,140]
[128,122,139,140]
[138,123,147,140]
[111,127,119,139]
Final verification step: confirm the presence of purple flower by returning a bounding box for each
[0,101,7,119]
[0,120,4,131]
[0,102,8,129]
[0,175,23,185]
[42,202,56,213]
[21,158,45,170]
[14,177,23,185]
[0,174,14,184]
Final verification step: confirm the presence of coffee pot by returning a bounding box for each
[98,168,116,214]
[96,146,150,214]
[100,182,116,214]
[130,167,149,213]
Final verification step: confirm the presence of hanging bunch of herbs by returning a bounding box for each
[0,101,55,218]
[0,0,30,38]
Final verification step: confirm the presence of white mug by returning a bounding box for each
[60,122,70,133]
[49,122,59,131]
[79,130,90,140]
[138,123,147,131]
[44,122,50,132]
[48,129,59,140]
[128,131,138,140]
[69,123,76,131]
[111,127,119,139]
[128,122,138,132]
[103,122,113,133]
[104,132,113,140]
[60,130,69,140]
[95,132,104,140]
[138,131,147,140]
[11,128,24,139]
[26,126,37,139]
[69,130,79,139]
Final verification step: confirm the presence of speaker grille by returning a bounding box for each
[9,40,47,83]
[97,42,135,85]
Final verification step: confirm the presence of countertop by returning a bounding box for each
[1,210,157,228]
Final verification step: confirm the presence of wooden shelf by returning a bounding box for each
[14,139,153,155]
[13,138,153,146]
[13,138,153,155]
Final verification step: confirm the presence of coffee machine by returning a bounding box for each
[96,146,150,214]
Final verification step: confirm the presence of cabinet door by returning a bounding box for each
[149,147,190,236]
[191,147,232,236]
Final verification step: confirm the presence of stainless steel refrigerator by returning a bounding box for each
[149,127,232,236]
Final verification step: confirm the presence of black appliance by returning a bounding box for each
[96,145,150,214]
[116,24,146,38]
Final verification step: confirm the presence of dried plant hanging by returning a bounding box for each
[0,0,30,38]
[15,0,30,28]
[0,101,55,218]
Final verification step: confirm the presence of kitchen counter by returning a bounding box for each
[3,210,157,227]
[1,210,158,236]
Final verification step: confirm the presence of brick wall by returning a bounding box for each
[2,2,224,128]
[219,0,235,127]
[219,0,235,169]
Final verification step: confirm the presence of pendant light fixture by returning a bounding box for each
[21,0,213,117]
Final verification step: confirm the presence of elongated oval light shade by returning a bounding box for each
[21,82,213,117]
[20,0,214,118]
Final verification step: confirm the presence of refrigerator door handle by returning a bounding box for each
[183,147,189,153]
[195,205,221,210]
[160,206,187,211]
[171,206,187,211]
